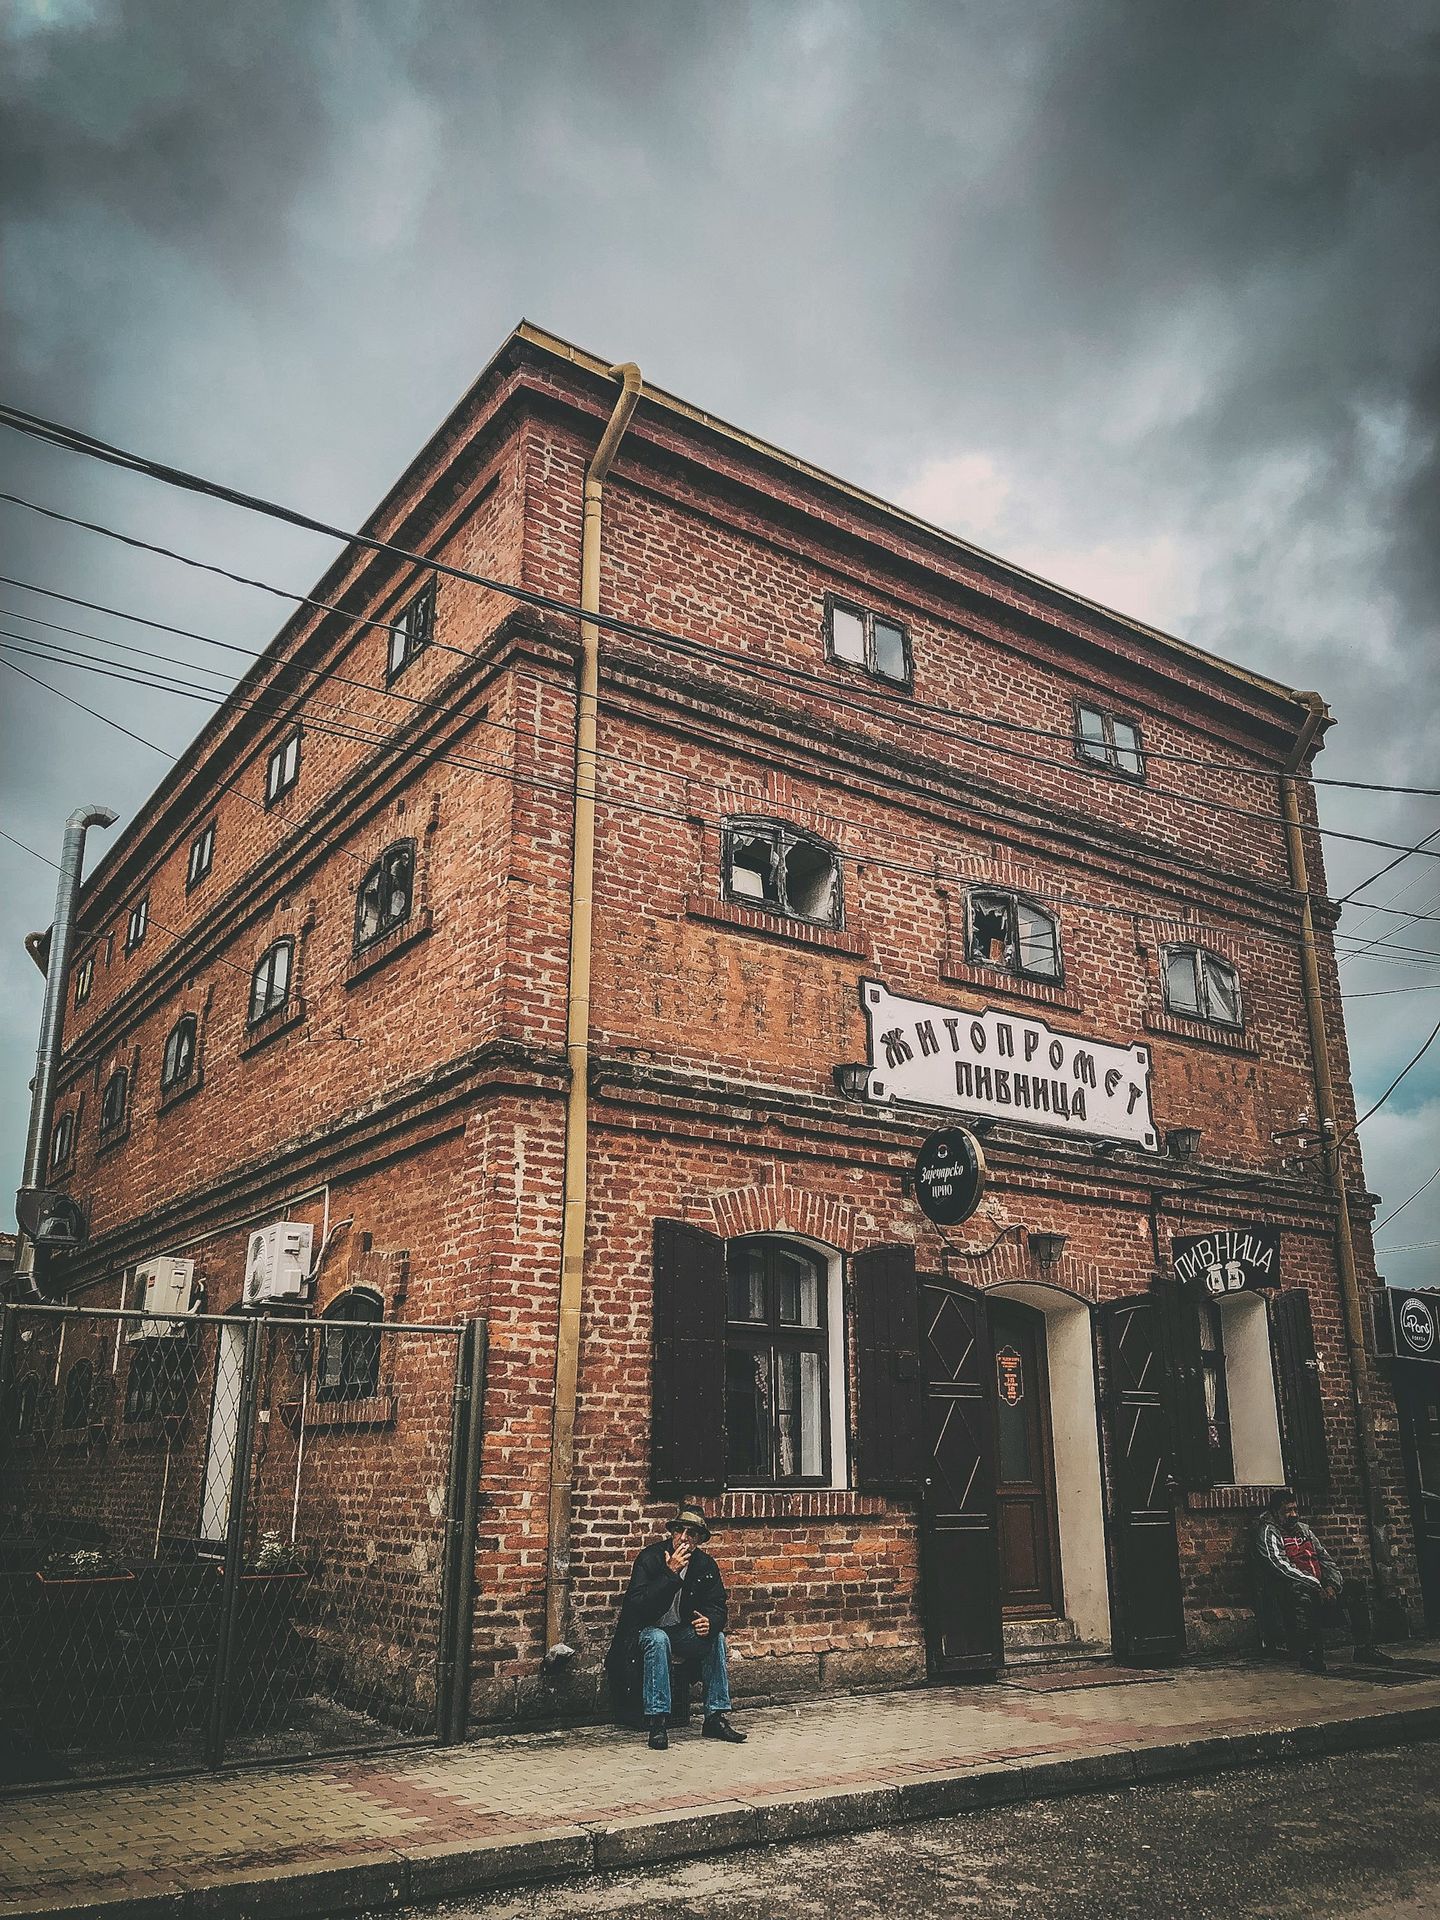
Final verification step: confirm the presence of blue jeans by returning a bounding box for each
[639,1623,731,1719]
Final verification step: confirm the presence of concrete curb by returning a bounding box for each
[7,1702,1440,1920]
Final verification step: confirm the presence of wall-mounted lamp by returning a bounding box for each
[1027,1229,1068,1266]
[832,1063,871,1100]
[1165,1127,1203,1164]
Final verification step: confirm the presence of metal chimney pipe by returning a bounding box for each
[14,805,118,1286]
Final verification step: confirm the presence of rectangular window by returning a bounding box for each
[1163,945,1243,1029]
[724,821,841,927]
[73,954,94,1007]
[265,730,301,806]
[825,597,910,684]
[124,897,149,952]
[724,1240,828,1486]
[387,582,435,682]
[1075,702,1145,778]
[186,823,215,890]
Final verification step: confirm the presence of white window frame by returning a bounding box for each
[265,730,301,806]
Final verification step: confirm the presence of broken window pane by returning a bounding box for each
[783,837,838,923]
[969,894,1016,968]
[728,833,781,905]
[1163,948,1202,1016]
[873,619,908,680]
[355,841,415,950]
[830,604,866,664]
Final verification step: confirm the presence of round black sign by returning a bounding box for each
[913,1127,987,1227]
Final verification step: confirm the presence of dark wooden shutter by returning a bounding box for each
[1101,1297,1186,1665]
[1271,1289,1329,1495]
[1152,1276,1214,1490]
[650,1218,727,1495]
[852,1243,922,1491]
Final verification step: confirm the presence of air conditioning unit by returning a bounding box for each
[128,1257,196,1339]
[243,1221,314,1308]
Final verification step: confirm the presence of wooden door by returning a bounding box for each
[917,1274,1003,1677]
[990,1301,1062,1617]
[1101,1297,1186,1665]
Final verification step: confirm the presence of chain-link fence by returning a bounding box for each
[0,1303,484,1788]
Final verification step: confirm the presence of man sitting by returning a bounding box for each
[605,1504,746,1750]
[1253,1487,1390,1672]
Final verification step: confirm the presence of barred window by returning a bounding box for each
[354,842,415,951]
[249,939,294,1024]
[1163,946,1243,1028]
[318,1289,384,1402]
[161,1015,197,1090]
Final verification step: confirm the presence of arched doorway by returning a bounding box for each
[985,1280,1112,1652]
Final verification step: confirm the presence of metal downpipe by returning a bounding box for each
[14,804,118,1294]
[1281,698,1395,1600]
[544,362,642,1663]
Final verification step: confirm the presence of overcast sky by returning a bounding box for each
[1,0,1436,1283]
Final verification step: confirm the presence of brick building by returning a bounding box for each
[21,322,1422,1727]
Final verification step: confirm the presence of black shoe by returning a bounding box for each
[647,1715,668,1751]
[702,1714,746,1743]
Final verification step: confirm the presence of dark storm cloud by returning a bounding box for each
[1,0,1436,1272]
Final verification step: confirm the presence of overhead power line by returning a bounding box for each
[6,491,1440,878]
[1373,1164,1440,1237]
[0,405,1436,804]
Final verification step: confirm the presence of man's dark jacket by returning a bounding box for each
[605,1538,729,1724]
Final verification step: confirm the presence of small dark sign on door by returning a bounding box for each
[996,1346,1024,1406]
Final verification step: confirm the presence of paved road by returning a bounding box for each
[391,1739,1440,1920]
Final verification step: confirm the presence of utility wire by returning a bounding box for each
[5,496,1440,874]
[1373,1165,1440,1237]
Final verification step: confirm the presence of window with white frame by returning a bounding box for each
[125,897,149,952]
[387,583,435,682]
[249,939,293,1024]
[1163,945,1242,1028]
[826,597,910,683]
[966,890,1061,981]
[1075,702,1144,778]
[723,819,841,927]
[186,822,216,890]
[265,730,301,806]
[724,1238,830,1486]
[1197,1291,1284,1485]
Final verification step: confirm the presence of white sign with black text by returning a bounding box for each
[857,979,1157,1148]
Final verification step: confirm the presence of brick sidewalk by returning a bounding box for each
[4,1656,1439,1919]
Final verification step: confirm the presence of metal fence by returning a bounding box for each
[0,1302,484,1788]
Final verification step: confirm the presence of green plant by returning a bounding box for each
[250,1530,307,1574]
[40,1545,127,1580]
